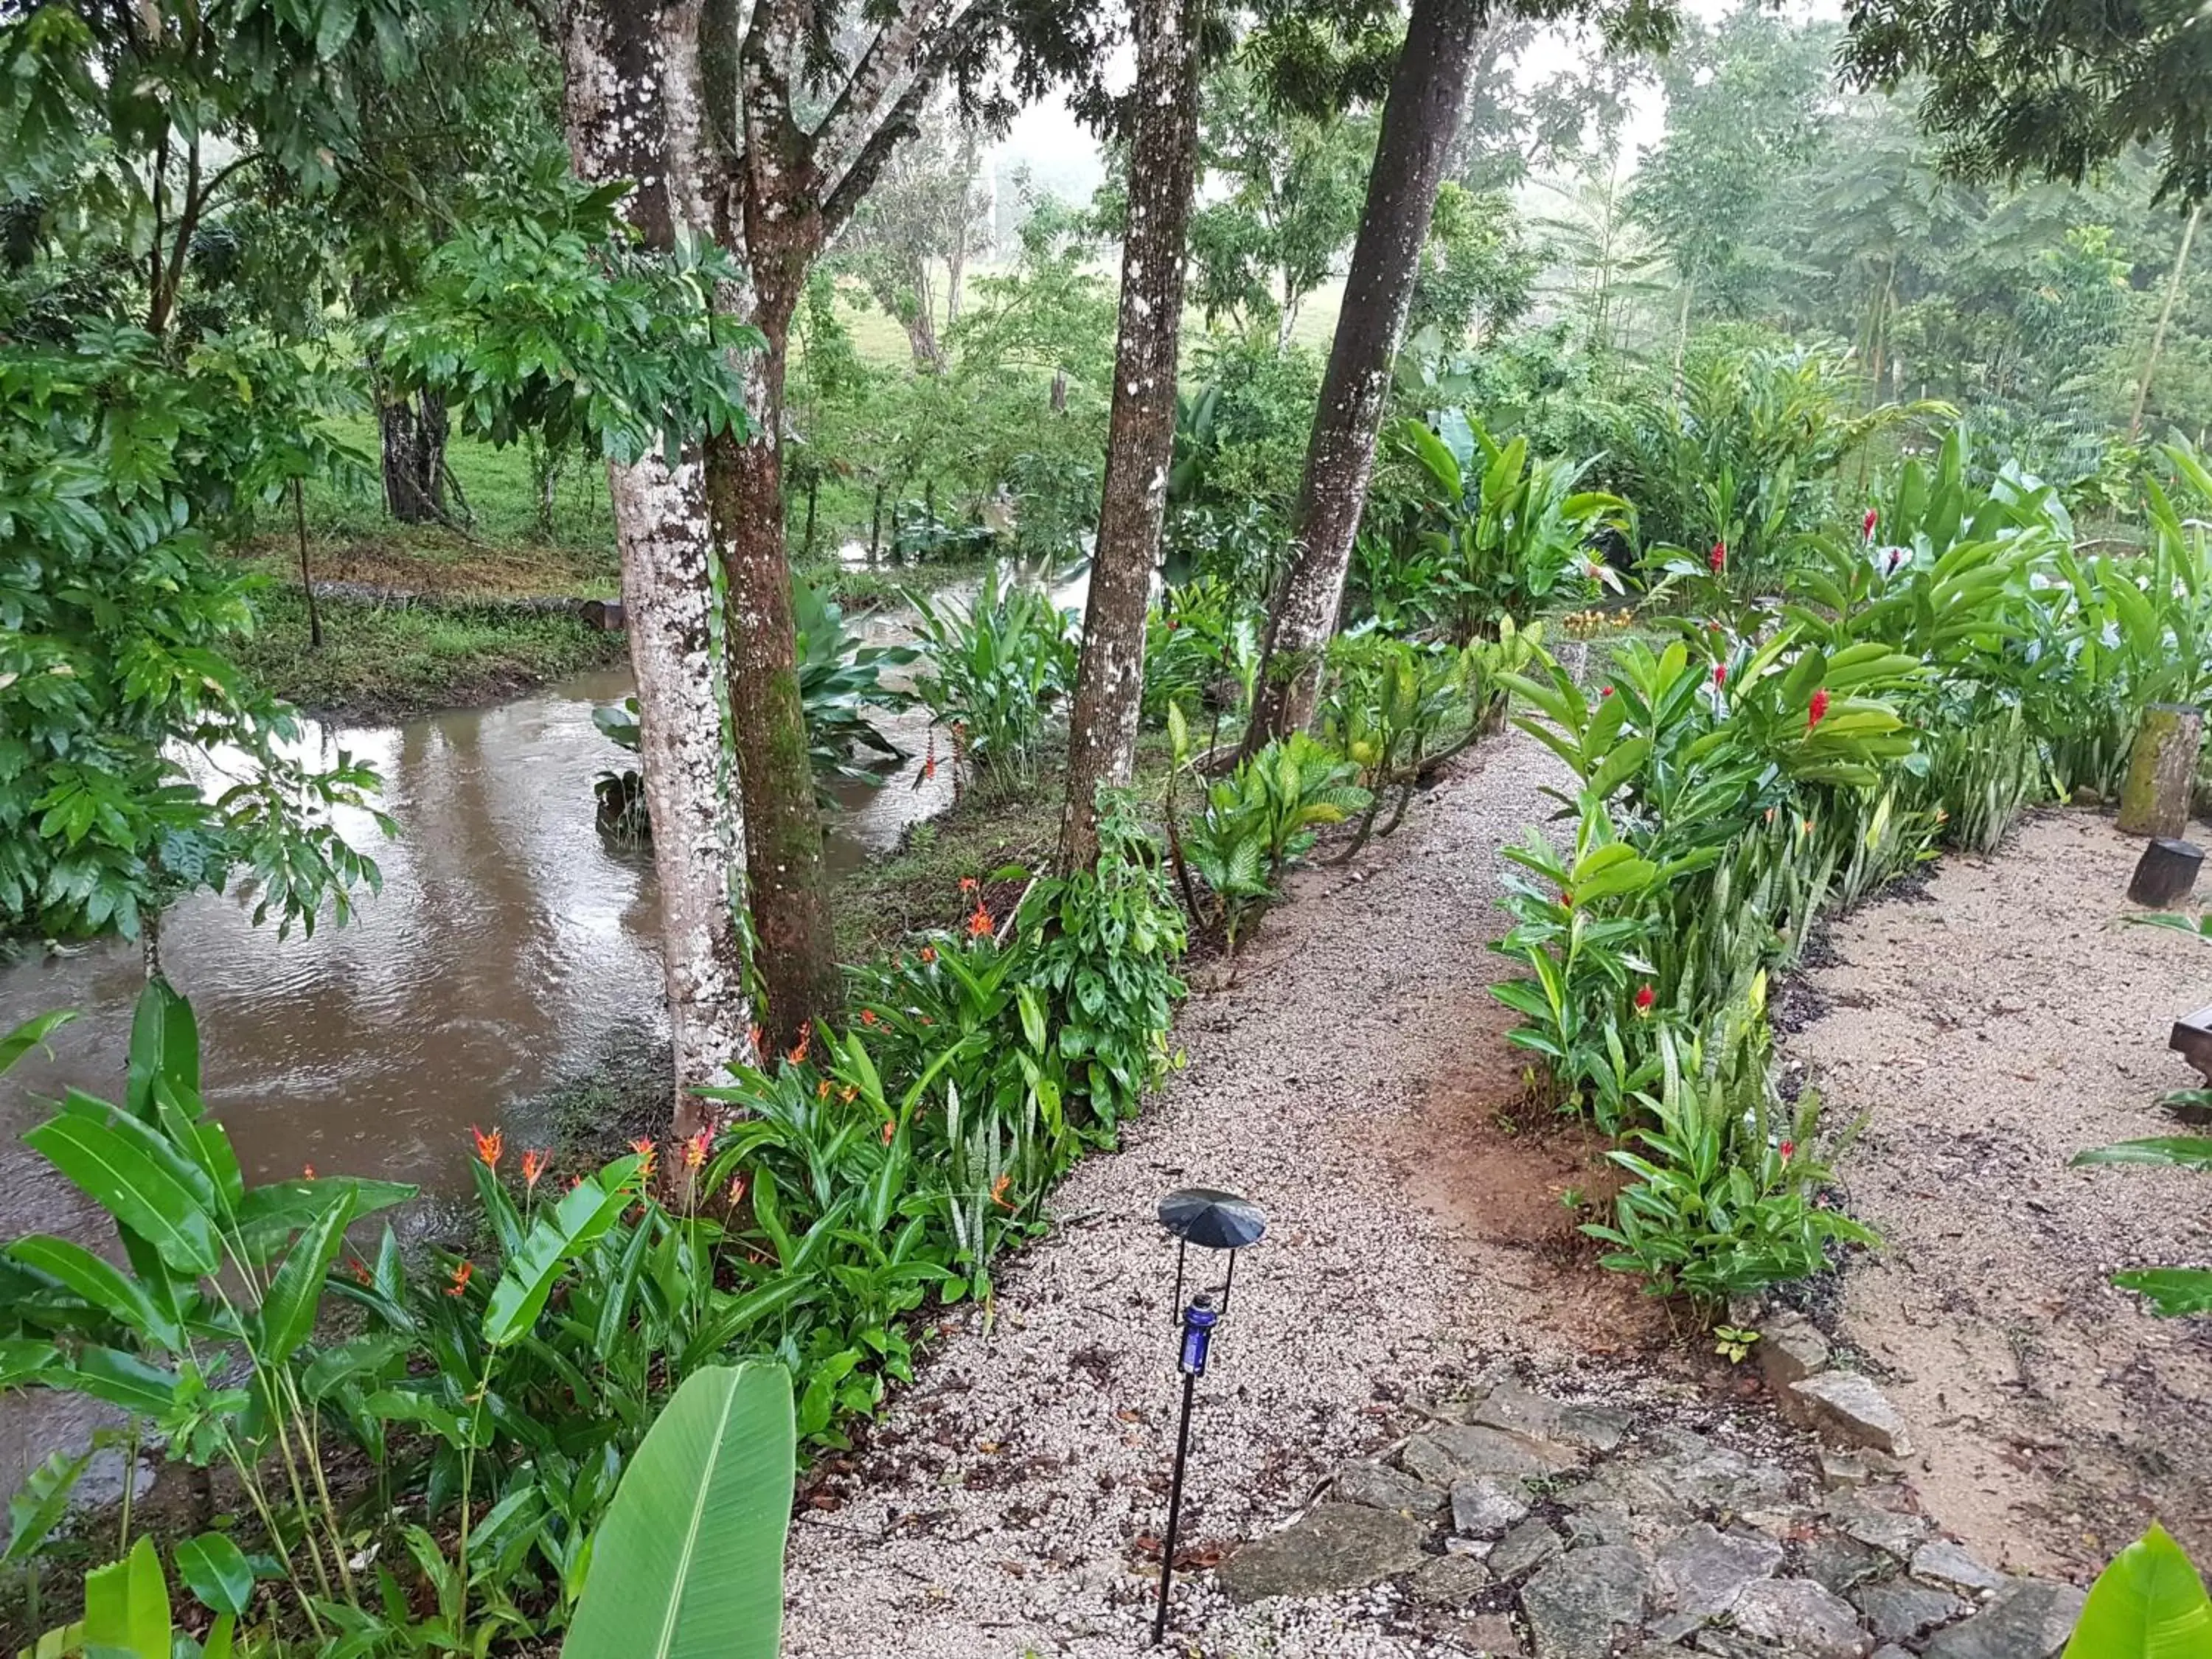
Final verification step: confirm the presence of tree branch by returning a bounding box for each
[818,2,990,242]
[809,0,942,191]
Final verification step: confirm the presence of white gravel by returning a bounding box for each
[782,732,1573,1659]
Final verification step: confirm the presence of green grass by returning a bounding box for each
[299,413,619,552]
[235,586,626,723]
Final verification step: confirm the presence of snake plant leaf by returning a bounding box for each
[2064,1522,2212,1658]
[564,1361,796,1659]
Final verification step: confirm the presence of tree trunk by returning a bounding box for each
[1057,0,1203,869]
[2118,702,2205,840]
[2133,204,2202,442]
[1242,0,1483,753]
[378,387,446,524]
[561,0,757,1136]
[711,233,843,1051]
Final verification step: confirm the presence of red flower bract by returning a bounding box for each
[1708,540,1726,572]
[1634,983,1655,1013]
[1862,507,1878,540]
[1713,662,1728,688]
[1807,687,1829,730]
[1778,1139,1796,1161]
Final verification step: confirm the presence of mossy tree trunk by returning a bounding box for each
[2118,702,2205,839]
[1243,0,1484,754]
[1059,0,1203,870]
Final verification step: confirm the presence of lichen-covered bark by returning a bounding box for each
[1245,0,1484,753]
[562,0,756,1133]
[1059,0,1203,869]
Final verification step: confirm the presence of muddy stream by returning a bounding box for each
[0,566,1084,1508]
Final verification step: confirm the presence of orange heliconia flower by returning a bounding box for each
[447,1259,473,1298]
[841,1085,858,1104]
[683,1131,709,1172]
[816,1078,832,1100]
[749,1023,765,1057]
[860,1007,880,1026]
[881,1120,896,1144]
[302,1163,316,1180]
[728,1173,748,1206]
[991,1174,1015,1211]
[787,1026,812,1065]
[521,1149,549,1192]
[959,876,980,895]
[629,1137,658,1179]
[471,1125,504,1171]
[967,904,992,939]
[919,945,937,964]
[349,1256,372,1286]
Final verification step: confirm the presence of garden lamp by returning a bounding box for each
[1151,1186,1267,1646]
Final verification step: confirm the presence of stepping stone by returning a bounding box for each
[1831,1495,1930,1562]
[1335,1459,1446,1517]
[1408,1553,1495,1606]
[1405,1422,1582,1486]
[1453,1475,1533,1538]
[1921,1578,2087,1658]
[1787,1372,1914,1455]
[1856,1579,1967,1644]
[1910,1539,2006,1596]
[1654,1521,1784,1618]
[1489,1520,1564,1582]
[1728,1577,1869,1658]
[1758,1312,1832,1391]
[1216,1502,1430,1604]
[1520,1545,1650,1659]
[1470,1382,1632,1453]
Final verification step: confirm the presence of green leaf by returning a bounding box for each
[2063,1521,2212,1657]
[173,1532,254,1617]
[4,1235,183,1349]
[2073,1137,2212,1172]
[126,979,198,1122]
[3,1449,93,1567]
[2111,1268,2212,1318]
[23,1114,218,1276]
[232,1177,416,1256]
[482,1158,641,1347]
[83,1537,170,1659]
[0,1009,74,1079]
[255,1186,356,1367]
[65,1347,178,1416]
[563,1363,795,1659]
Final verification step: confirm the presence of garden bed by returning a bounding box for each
[1789,808,2212,1575]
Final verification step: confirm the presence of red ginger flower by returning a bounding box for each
[1807,687,1829,730]
[1778,1139,1796,1161]
[1713,662,1728,688]
[1634,983,1656,1015]
[1708,539,1727,572]
[1862,507,1878,541]
[1601,685,1615,698]
[470,1125,502,1172]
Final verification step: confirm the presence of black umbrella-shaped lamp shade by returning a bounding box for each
[1158,1187,1267,1251]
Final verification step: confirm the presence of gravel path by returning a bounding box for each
[782,731,1575,1658]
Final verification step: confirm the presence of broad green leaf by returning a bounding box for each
[2111,1268,2212,1318]
[3,1448,92,1566]
[173,1532,254,1617]
[23,1114,217,1276]
[255,1186,356,1367]
[564,1362,796,1659]
[83,1537,170,1659]
[0,1009,74,1079]
[126,979,198,1122]
[482,1158,641,1347]
[65,1347,178,1416]
[232,1177,417,1256]
[2063,1521,2212,1657]
[4,1236,182,1349]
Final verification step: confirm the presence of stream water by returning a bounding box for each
[0,563,1084,1508]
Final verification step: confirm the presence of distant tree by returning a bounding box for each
[1408,180,1538,349]
[842,95,992,372]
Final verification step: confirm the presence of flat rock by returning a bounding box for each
[1831,1495,1929,1562]
[1489,1520,1564,1582]
[1856,1579,1967,1644]
[1787,1372,1913,1455]
[1910,1539,2006,1596]
[1922,1578,2087,1659]
[1405,1423,1579,1486]
[1453,1475,1533,1538]
[1453,1611,1526,1656]
[1655,1522,1784,1618]
[1728,1576,1870,1658]
[1819,1450,1871,1491]
[1644,1439,1793,1514]
[1217,1503,1430,1604]
[1336,1459,1446,1517]
[1872,1648,1914,1659]
[1520,1545,1651,1658]
[1798,1531,1893,1595]
[1409,1553,1495,1606]
[1758,1312,1832,1391]
[1470,1383,1632,1453]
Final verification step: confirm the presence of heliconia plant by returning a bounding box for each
[2063,1522,2212,1657]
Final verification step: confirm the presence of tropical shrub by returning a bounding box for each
[909,566,1079,788]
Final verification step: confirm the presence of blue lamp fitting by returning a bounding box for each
[1178,1292,1218,1377]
